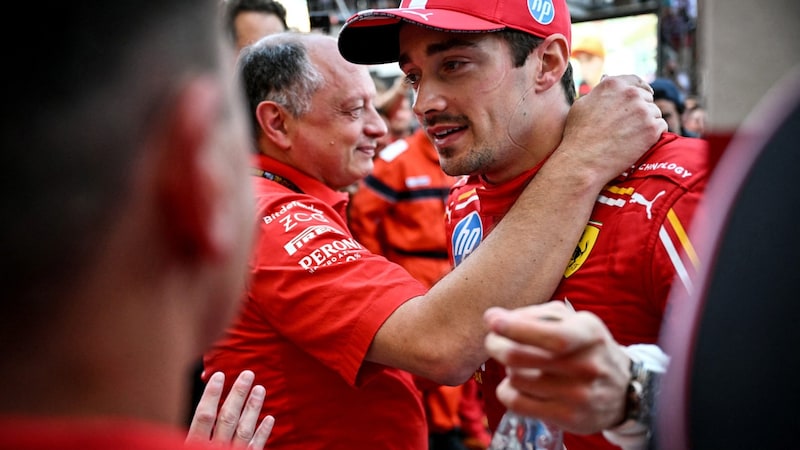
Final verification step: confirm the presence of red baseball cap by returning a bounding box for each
[338,0,572,65]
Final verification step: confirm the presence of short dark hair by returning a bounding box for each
[651,78,686,114]
[3,0,221,315]
[498,29,576,106]
[224,0,289,44]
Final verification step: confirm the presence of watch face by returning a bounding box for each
[624,359,645,422]
[631,361,663,425]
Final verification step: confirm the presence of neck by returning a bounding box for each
[483,97,569,184]
[0,287,194,426]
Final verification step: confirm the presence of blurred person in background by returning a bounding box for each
[683,104,707,138]
[651,77,699,137]
[571,35,606,97]
[0,0,272,448]
[375,75,417,149]
[224,0,289,52]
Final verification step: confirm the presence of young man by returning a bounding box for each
[204,30,663,448]
[337,0,709,448]
[1,1,270,448]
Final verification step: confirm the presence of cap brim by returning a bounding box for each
[338,9,505,65]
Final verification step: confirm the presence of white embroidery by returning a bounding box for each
[629,190,666,220]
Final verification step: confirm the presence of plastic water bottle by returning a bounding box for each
[488,411,563,450]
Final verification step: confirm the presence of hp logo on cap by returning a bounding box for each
[528,0,555,25]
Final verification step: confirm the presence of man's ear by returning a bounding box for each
[155,76,225,261]
[256,100,292,150]
[533,34,570,93]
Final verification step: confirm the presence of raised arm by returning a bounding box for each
[370,75,667,384]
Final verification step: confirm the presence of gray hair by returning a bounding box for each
[238,32,326,142]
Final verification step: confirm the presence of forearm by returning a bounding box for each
[414,148,605,377]
[439,148,601,305]
[374,75,665,382]
[420,77,665,373]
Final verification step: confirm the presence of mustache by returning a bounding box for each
[422,113,470,128]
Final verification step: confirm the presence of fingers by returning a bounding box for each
[186,370,275,450]
[596,74,667,132]
[485,303,635,434]
[186,371,225,445]
[560,73,667,184]
[231,384,266,448]
[485,329,549,368]
[213,370,257,444]
[484,303,598,355]
[248,415,275,450]
[598,73,652,94]
[217,370,271,449]
[185,370,272,448]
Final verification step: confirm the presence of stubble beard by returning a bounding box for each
[437,144,494,177]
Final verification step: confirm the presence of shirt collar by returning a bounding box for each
[252,153,350,219]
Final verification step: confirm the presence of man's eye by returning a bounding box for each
[442,60,465,72]
[404,73,420,86]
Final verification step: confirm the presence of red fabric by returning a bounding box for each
[0,416,209,450]
[204,155,429,450]
[349,129,458,287]
[445,133,711,450]
[418,380,463,433]
[459,378,492,447]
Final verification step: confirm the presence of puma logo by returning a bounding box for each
[629,190,665,220]
[403,11,434,21]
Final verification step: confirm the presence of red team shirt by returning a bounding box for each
[445,133,710,450]
[204,154,429,449]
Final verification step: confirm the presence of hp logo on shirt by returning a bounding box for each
[452,211,483,267]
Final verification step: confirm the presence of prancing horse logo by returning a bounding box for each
[564,223,600,278]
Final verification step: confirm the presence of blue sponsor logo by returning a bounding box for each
[528,0,555,25]
[452,211,483,267]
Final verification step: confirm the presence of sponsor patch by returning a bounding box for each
[284,225,342,256]
[297,237,363,274]
[262,200,326,229]
[564,222,601,278]
[529,0,556,25]
[636,161,693,179]
[451,211,483,267]
[629,190,666,220]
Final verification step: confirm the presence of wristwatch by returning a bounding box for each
[624,357,663,426]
